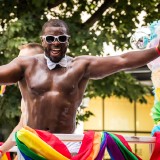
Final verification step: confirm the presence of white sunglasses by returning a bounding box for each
[41,34,70,43]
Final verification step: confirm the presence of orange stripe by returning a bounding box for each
[86,132,101,160]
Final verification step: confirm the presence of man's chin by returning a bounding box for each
[49,52,62,62]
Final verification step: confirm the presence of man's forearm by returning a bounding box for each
[121,47,160,70]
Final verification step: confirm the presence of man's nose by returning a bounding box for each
[52,38,60,45]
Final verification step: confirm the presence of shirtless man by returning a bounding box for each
[0,19,160,156]
[0,43,44,157]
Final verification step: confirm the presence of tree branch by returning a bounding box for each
[47,0,66,9]
[84,0,116,26]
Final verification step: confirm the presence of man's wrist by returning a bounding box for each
[155,46,160,55]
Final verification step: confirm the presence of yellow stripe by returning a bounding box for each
[0,85,6,95]
[17,128,69,160]
[1,154,9,160]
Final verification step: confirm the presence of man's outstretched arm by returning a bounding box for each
[82,44,160,79]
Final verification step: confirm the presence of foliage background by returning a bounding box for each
[0,0,159,139]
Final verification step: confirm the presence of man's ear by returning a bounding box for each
[40,36,44,42]
[41,37,45,47]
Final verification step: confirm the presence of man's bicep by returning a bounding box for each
[87,56,124,79]
[0,58,24,84]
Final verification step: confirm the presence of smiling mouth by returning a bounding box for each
[50,49,60,55]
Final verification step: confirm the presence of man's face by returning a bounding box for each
[41,26,69,62]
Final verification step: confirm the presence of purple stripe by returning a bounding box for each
[106,134,125,160]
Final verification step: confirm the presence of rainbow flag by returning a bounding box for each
[15,126,141,160]
[0,142,11,160]
[0,85,6,96]
[150,131,160,160]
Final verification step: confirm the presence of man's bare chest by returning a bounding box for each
[25,67,79,95]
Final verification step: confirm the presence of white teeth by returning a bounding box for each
[50,47,60,50]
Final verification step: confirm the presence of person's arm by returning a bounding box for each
[0,99,26,157]
[0,57,24,85]
[0,122,22,156]
[83,45,160,79]
[0,115,24,157]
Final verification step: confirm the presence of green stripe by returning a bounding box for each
[108,133,138,160]
[15,132,46,160]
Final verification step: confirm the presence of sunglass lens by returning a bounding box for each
[59,36,67,42]
[46,36,55,43]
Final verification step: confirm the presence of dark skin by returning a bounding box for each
[0,26,160,135]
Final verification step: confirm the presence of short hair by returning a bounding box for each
[41,19,69,35]
[18,43,44,51]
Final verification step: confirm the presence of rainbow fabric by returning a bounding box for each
[15,126,141,160]
[150,131,160,160]
[0,142,11,160]
[0,85,6,96]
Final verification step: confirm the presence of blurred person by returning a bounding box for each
[0,43,44,157]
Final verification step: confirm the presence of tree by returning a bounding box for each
[0,0,158,135]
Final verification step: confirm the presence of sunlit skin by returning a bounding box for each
[0,21,160,135]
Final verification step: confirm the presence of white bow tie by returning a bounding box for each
[44,55,68,70]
